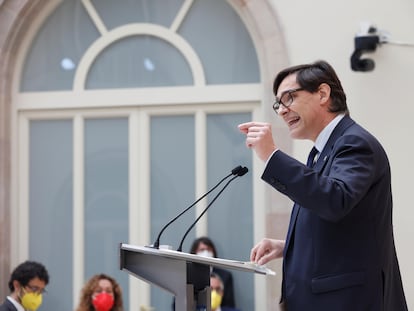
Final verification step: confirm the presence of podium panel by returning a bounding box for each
[119,243,275,311]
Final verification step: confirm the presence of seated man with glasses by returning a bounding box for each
[210,273,240,311]
[0,260,49,311]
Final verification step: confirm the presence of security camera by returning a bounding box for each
[350,22,414,72]
[350,22,382,72]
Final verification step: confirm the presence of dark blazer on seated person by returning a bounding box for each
[0,299,18,311]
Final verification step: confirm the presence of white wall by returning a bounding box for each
[270,0,414,307]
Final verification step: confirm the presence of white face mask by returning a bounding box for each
[196,250,214,258]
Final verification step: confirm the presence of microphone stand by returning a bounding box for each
[152,166,244,249]
[176,175,239,252]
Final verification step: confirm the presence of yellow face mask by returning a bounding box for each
[21,290,43,311]
[211,289,222,310]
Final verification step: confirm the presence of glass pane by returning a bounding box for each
[150,115,196,310]
[207,112,254,311]
[86,36,193,89]
[90,0,183,29]
[29,119,74,311]
[84,118,129,309]
[179,0,260,84]
[21,0,260,92]
[21,0,99,92]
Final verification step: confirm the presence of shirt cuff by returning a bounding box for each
[264,149,279,167]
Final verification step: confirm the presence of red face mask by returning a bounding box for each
[92,292,114,311]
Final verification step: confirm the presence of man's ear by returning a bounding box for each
[13,280,22,291]
[318,83,331,104]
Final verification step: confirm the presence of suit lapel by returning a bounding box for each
[313,115,355,171]
[284,116,355,254]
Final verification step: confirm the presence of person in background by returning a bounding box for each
[75,274,124,311]
[238,60,407,310]
[0,260,49,311]
[190,237,235,308]
[210,273,240,311]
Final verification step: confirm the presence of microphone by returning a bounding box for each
[176,166,248,252]
[152,165,248,249]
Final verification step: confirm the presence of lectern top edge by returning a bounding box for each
[120,243,276,276]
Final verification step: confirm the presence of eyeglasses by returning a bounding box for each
[273,87,304,113]
[211,286,223,292]
[25,284,47,295]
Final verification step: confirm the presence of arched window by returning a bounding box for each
[16,1,263,310]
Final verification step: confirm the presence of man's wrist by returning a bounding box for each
[264,148,279,166]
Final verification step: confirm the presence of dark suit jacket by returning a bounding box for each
[0,299,18,311]
[262,116,407,311]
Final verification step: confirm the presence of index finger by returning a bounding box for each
[250,243,262,262]
[238,121,256,133]
[250,248,258,262]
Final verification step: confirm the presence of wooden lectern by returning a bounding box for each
[119,243,275,311]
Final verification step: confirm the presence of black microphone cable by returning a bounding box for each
[176,166,248,252]
[151,165,247,249]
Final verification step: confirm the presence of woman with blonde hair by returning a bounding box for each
[75,274,124,311]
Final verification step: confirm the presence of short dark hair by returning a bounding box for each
[273,60,348,114]
[210,272,224,292]
[189,236,218,257]
[8,261,49,292]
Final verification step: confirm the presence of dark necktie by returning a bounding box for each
[306,146,318,167]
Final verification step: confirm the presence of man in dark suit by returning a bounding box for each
[0,261,49,311]
[238,60,407,310]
